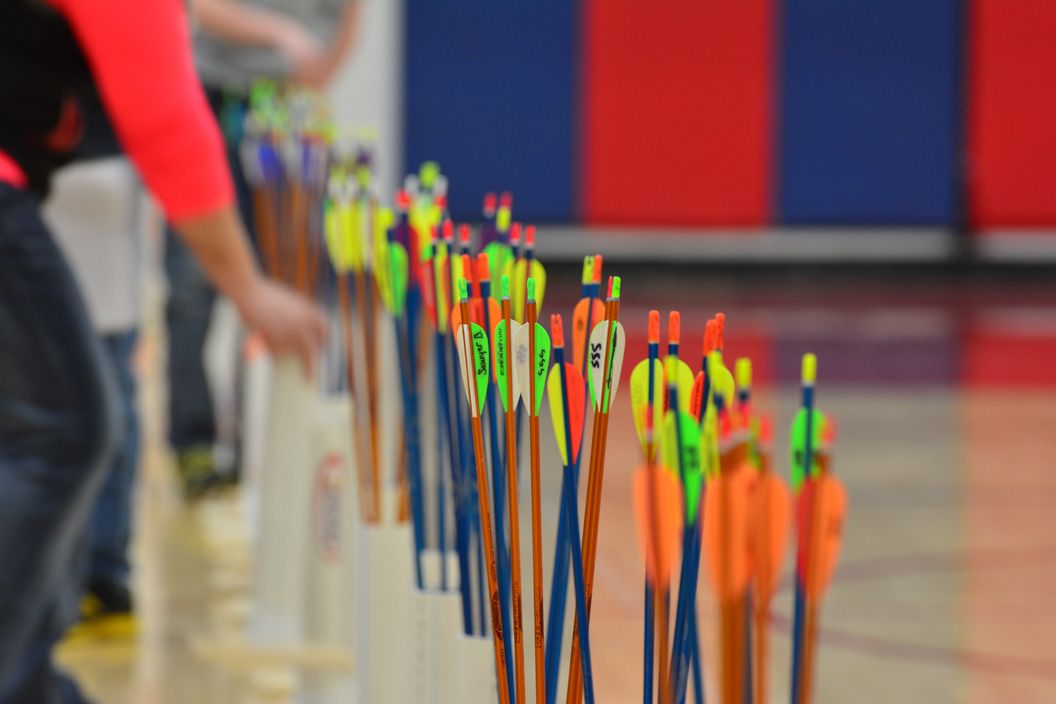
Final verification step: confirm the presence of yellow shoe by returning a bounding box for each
[64,580,138,642]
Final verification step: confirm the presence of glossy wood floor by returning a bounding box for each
[56,269,1056,703]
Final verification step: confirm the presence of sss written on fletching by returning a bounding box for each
[587,320,626,413]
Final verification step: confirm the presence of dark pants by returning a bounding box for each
[0,183,119,701]
[164,90,254,453]
[88,330,139,586]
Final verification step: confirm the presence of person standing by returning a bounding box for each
[167,0,362,496]
[43,102,147,634]
[0,0,326,700]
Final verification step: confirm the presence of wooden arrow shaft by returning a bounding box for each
[336,273,370,520]
[501,301,527,704]
[527,302,546,704]
[355,269,382,523]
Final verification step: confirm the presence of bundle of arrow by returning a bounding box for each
[240,84,848,704]
[629,312,848,704]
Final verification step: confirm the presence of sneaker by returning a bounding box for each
[175,445,225,499]
[65,577,137,641]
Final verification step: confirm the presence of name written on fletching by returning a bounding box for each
[536,347,547,379]
[473,329,488,377]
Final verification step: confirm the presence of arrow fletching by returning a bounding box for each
[587,320,626,413]
[547,362,586,465]
[572,298,606,371]
[511,259,547,319]
[455,322,489,417]
[790,408,828,490]
[514,321,550,416]
[750,472,792,603]
[704,465,754,602]
[796,474,847,601]
[661,409,704,523]
[667,358,696,415]
[630,359,664,457]
[493,320,525,413]
[632,466,684,588]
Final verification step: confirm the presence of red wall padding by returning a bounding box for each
[582,0,773,225]
[969,0,1056,227]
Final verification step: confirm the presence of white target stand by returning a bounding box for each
[300,394,360,702]
[356,487,414,703]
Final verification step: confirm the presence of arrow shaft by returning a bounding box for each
[556,345,595,704]
[355,269,382,523]
[527,302,546,704]
[791,385,816,704]
[481,293,515,695]
[336,272,371,521]
[502,302,527,704]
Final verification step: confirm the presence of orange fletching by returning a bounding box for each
[572,297,606,370]
[749,472,791,603]
[690,371,706,420]
[704,464,753,602]
[632,467,684,589]
[564,363,586,461]
[796,475,848,602]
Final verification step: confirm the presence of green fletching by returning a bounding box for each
[494,321,512,412]
[387,242,409,316]
[420,161,440,189]
[790,408,827,490]
[530,325,551,415]
[470,323,490,415]
[662,410,704,523]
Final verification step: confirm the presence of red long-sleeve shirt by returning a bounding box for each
[0,0,233,223]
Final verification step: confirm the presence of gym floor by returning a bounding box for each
[57,265,1056,703]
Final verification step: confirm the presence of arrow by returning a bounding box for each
[664,312,706,704]
[517,279,550,703]
[455,278,512,704]
[546,315,595,704]
[476,254,516,696]
[564,276,625,704]
[496,276,528,704]
[790,355,846,704]
[544,256,603,694]
[703,392,753,704]
[631,310,667,704]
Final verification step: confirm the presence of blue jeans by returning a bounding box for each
[88,331,139,587]
[0,183,119,701]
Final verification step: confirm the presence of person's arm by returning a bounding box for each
[190,0,329,88]
[55,0,325,372]
[317,1,363,85]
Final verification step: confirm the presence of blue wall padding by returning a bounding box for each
[404,0,577,222]
[778,0,962,224]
